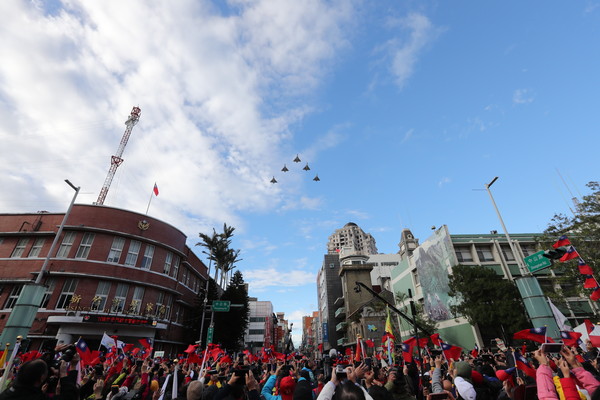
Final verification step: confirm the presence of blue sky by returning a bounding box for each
[1,1,599,344]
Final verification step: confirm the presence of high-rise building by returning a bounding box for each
[317,254,342,351]
[244,298,274,352]
[327,222,378,255]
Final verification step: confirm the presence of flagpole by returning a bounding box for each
[145,189,154,215]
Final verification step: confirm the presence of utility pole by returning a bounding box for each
[484,177,559,335]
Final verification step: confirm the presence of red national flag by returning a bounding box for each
[560,331,582,347]
[139,338,153,349]
[20,351,42,363]
[401,343,412,363]
[515,352,536,378]
[513,327,548,344]
[584,277,598,289]
[188,353,201,364]
[318,344,323,352]
[591,288,600,302]
[364,339,375,348]
[184,344,199,354]
[122,343,135,354]
[131,348,141,356]
[153,183,159,196]
[441,342,462,361]
[553,235,571,249]
[220,354,233,364]
[579,261,594,275]
[559,246,579,262]
[589,335,600,348]
[430,333,442,347]
[584,319,595,334]
[345,347,353,356]
[355,341,363,362]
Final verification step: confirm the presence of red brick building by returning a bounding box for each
[0,204,208,356]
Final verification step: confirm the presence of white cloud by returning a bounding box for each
[401,128,414,143]
[438,177,451,187]
[0,0,356,238]
[376,13,441,89]
[244,267,315,291]
[513,89,535,104]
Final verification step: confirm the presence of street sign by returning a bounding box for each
[212,300,231,312]
[207,326,214,344]
[524,251,552,273]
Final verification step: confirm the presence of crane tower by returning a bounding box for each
[95,106,141,205]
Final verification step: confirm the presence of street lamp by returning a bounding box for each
[484,177,559,336]
[0,179,80,352]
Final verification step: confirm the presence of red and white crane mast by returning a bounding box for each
[95,106,141,205]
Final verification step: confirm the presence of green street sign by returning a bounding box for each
[212,300,231,312]
[524,251,552,273]
[207,326,214,344]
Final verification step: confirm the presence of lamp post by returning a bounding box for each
[0,180,80,351]
[484,177,559,335]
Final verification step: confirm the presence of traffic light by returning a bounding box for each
[542,246,568,260]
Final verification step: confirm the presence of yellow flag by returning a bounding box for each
[0,344,8,368]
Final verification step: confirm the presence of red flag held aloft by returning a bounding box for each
[578,261,594,275]
[553,235,571,249]
[559,246,579,262]
[153,183,159,196]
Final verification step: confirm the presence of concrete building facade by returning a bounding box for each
[391,225,599,349]
[0,205,208,355]
[327,222,378,255]
[244,298,274,352]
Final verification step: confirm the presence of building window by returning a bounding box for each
[111,283,129,313]
[141,245,154,270]
[92,281,111,311]
[56,232,76,258]
[250,317,266,322]
[107,237,125,263]
[476,246,495,262]
[171,255,180,279]
[409,269,420,287]
[4,285,23,309]
[10,238,29,258]
[180,268,188,286]
[124,240,141,267]
[129,286,144,314]
[501,245,515,261]
[28,238,45,258]
[163,252,173,275]
[56,279,78,309]
[455,246,473,262]
[155,292,172,320]
[249,329,265,335]
[41,279,55,309]
[75,233,95,259]
[521,245,537,257]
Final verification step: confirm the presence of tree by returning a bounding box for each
[448,265,528,341]
[197,223,242,288]
[395,292,438,336]
[541,182,600,299]
[213,271,250,351]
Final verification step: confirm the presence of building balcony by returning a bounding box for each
[337,337,346,346]
[334,307,346,318]
[336,321,347,332]
[334,296,345,306]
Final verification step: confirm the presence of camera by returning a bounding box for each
[61,345,76,362]
[335,364,348,379]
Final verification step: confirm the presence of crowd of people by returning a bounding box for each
[3,334,600,400]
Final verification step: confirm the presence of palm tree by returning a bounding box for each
[197,223,242,288]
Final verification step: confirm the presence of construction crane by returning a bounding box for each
[95,106,141,205]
